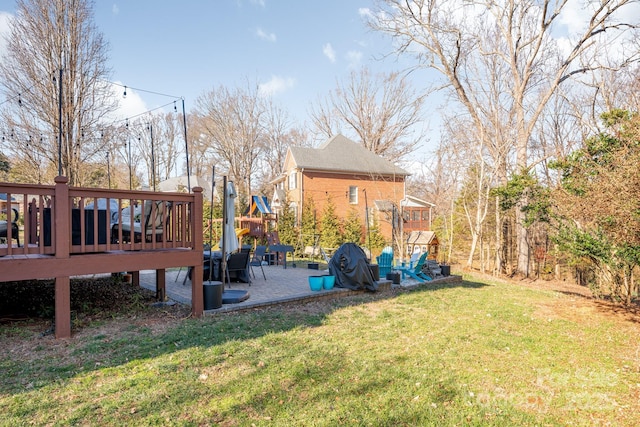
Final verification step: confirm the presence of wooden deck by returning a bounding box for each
[0,177,204,338]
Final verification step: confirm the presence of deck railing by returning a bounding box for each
[1,178,201,257]
[1,176,204,338]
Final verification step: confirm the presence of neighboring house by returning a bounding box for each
[271,134,411,244]
[401,195,435,233]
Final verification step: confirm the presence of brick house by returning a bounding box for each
[271,134,410,246]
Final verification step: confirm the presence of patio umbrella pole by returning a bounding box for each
[208,166,215,282]
[220,175,228,285]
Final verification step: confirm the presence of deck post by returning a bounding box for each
[54,276,71,338]
[54,176,72,338]
[131,271,140,286]
[156,268,166,301]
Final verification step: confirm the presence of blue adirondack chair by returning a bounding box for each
[397,252,432,282]
[376,246,394,278]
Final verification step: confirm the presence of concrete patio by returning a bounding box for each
[139,263,462,314]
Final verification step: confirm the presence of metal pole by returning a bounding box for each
[149,123,155,191]
[182,99,191,192]
[57,68,62,176]
[128,137,132,190]
[106,152,111,188]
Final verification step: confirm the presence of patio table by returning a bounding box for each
[269,244,294,269]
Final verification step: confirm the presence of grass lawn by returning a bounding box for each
[1,274,639,426]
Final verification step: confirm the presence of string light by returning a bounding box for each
[0,89,31,108]
[106,80,180,99]
[2,79,190,187]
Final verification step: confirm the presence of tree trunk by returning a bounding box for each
[467,232,479,269]
[479,234,485,274]
[494,197,503,276]
[515,206,530,278]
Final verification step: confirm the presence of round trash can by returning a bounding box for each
[440,265,451,276]
[203,281,223,310]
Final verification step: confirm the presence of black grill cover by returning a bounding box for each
[328,243,378,291]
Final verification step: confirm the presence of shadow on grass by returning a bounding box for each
[408,278,489,292]
[0,276,488,397]
[589,296,640,324]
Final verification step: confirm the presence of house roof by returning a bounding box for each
[402,194,436,208]
[288,134,411,177]
[407,230,438,245]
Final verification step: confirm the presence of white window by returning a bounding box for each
[349,186,358,204]
[288,172,297,190]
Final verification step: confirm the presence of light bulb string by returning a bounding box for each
[104,79,182,100]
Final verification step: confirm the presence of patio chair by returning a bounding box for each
[112,200,169,243]
[376,246,394,278]
[0,207,20,246]
[396,252,432,282]
[225,250,251,288]
[250,245,267,280]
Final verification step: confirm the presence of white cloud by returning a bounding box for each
[323,43,336,63]
[112,4,120,15]
[250,0,266,7]
[106,82,148,122]
[259,75,296,97]
[557,0,591,36]
[256,27,276,42]
[358,7,372,18]
[554,0,640,63]
[346,50,362,69]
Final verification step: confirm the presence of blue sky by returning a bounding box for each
[1,1,422,125]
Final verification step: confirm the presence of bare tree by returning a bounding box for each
[309,67,426,162]
[185,113,216,179]
[123,116,171,190]
[153,111,182,181]
[368,0,640,277]
[258,102,311,193]
[441,113,496,270]
[0,0,117,186]
[194,81,266,201]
